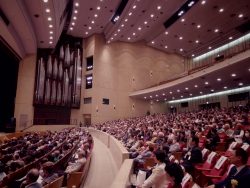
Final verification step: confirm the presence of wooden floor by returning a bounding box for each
[82,137,118,188]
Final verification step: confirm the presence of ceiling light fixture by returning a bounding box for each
[133,5,136,9]
[133,33,135,35]
[72,22,75,25]
[89,27,91,29]
[50,31,53,34]
[49,41,52,44]
[215,29,218,32]
[165,31,168,34]
[128,38,130,40]
[121,24,124,27]
[201,1,205,4]
[125,19,128,22]
[209,47,212,49]
[156,100,159,101]
[179,37,182,39]
[49,25,53,27]
[224,86,227,89]
[232,74,236,76]
[138,27,141,30]
[190,94,192,96]
[196,40,199,43]
[144,21,147,24]
[239,83,243,85]
[75,3,79,6]
[239,14,243,17]
[111,38,113,40]
[97,7,100,10]
[73,17,76,19]
[200,92,202,94]
[217,78,221,81]
[188,1,195,6]
[180,49,183,51]
[181,19,185,22]
[192,54,195,57]
[219,9,224,12]
[195,85,198,87]
[197,25,201,28]
[86,32,88,34]
[75,10,78,13]
[164,99,167,100]
[94,14,97,17]
[211,89,214,92]
[150,96,152,98]
[43,0,48,2]
[92,21,94,24]
[157,6,161,9]
[181,96,183,98]
[151,14,154,17]
[178,10,184,16]
[177,90,180,92]
[205,82,208,84]
[156,95,158,97]
[170,92,172,94]
[144,97,146,99]
[185,88,188,90]
[118,29,120,32]
[165,46,168,48]
[163,93,165,95]
[50,37,53,39]
[152,41,154,44]
[48,17,52,21]
[46,9,50,12]
[229,37,233,40]
[129,13,132,16]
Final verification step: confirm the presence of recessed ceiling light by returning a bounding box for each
[201,1,205,4]
[205,82,208,84]
[165,46,168,48]
[46,9,50,12]
[73,17,76,19]
[133,5,136,9]
[163,93,165,95]
[224,86,227,89]
[129,13,132,16]
[114,33,117,36]
[215,29,218,32]
[157,6,161,9]
[97,7,100,10]
[125,19,128,22]
[192,54,195,57]
[156,95,158,97]
[196,40,199,43]
[173,97,175,99]
[121,25,124,27]
[144,97,146,99]
[92,21,94,24]
[209,47,212,49]
[180,49,183,51]
[185,88,188,90]
[239,83,243,85]
[86,32,88,34]
[217,78,221,81]
[111,38,113,40]
[219,9,223,12]
[179,37,182,39]
[151,14,154,17]
[181,96,183,98]
[138,27,141,30]
[229,37,233,40]
[165,31,168,34]
[50,37,53,39]
[195,85,198,87]
[211,89,214,92]
[43,0,48,2]
[49,25,53,27]
[190,94,192,96]
[164,99,166,100]
[50,31,53,34]
[197,25,201,28]
[144,21,147,24]
[94,14,97,17]
[75,3,79,6]
[156,100,159,101]
[107,41,110,43]
[200,91,202,94]
[72,22,75,25]
[152,41,154,44]
[239,14,243,18]
[89,27,91,29]
[150,96,152,98]
[177,90,180,92]
[181,19,185,22]
[133,33,135,35]
[232,74,236,76]
[128,37,130,40]
[49,41,52,44]
[118,29,120,32]
[170,92,172,94]
[48,17,52,21]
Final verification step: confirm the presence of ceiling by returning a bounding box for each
[0,0,250,101]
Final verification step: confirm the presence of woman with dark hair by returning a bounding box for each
[165,163,184,188]
[137,150,167,188]
[205,128,220,151]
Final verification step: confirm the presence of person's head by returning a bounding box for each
[189,136,199,147]
[0,164,5,173]
[224,123,230,130]
[245,129,250,138]
[211,128,217,135]
[78,151,86,159]
[230,148,248,166]
[160,144,169,154]
[165,163,184,186]
[13,153,20,161]
[167,138,173,145]
[26,168,39,184]
[236,123,242,130]
[153,150,165,163]
[42,162,54,176]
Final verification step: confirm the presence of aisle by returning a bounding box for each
[82,137,118,188]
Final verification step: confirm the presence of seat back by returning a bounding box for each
[241,144,250,155]
[49,176,64,188]
[209,156,228,176]
[199,138,207,149]
[143,157,155,168]
[218,134,227,142]
[179,143,187,151]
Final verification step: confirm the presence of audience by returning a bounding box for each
[65,150,86,173]
[25,169,42,188]
[41,162,58,186]
[165,163,184,188]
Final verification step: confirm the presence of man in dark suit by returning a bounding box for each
[205,148,250,188]
[180,135,202,172]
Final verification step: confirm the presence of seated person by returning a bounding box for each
[21,168,42,188]
[205,128,220,151]
[205,148,250,188]
[177,131,187,143]
[180,136,202,173]
[165,163,184,188]
[138,150,167,188]
[41,162,58,186]
[0,164,6,184]
[133,146,154,173]
[169,139,180,153]
[243,129,250,145]
[65,151,86,173]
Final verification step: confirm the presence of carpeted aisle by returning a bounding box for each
[82,137,118,188]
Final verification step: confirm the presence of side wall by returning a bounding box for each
[72,34,184,124]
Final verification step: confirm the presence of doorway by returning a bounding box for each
[83,114,91,127]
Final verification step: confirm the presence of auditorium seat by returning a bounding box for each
[143,157,155,168]
[198,137,207,149]
[211,164,235,184]
[49,175,64,188]
[217,142,241,157]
